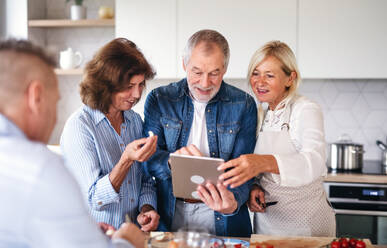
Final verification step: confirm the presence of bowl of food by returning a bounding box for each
[148,231,224,248]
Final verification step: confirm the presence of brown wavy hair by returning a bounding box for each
[80,38,155,113]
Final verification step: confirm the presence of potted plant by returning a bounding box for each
[66,0,86,20]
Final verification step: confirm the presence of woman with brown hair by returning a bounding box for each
[60,38,160,232]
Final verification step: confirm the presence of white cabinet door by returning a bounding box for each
[116,0,177,78]
[299,0,387,78]
[1,0,28,39]
[177,0,297,78]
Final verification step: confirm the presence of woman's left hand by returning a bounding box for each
[137,205,159,231]
[218,154,278,188]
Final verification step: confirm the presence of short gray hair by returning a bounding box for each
[183,29,230,70]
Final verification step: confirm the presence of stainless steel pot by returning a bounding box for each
[328,135,365,170]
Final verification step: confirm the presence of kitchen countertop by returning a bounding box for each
[325,160,387,184]
[324,172,387,184]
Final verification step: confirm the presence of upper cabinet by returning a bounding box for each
[176,0,297,78]
[116,0,387,79]
[116,0,177,78]
[298,0,387,78]
[116,0,296,79]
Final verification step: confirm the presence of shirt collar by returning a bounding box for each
[83,104,133,126]
[0,113,27,140]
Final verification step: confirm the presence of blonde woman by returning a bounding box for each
[217,41,335,236]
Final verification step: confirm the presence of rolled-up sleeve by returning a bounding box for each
[274,101,327,187]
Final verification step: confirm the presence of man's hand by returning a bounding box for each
[137,205,159,231]
[247,184,265,213]
[113,222,145,248]
[98,222,116,238]
[196,182,238,214]
[173,144,203,156]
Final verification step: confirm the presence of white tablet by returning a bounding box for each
[169,153,224,200]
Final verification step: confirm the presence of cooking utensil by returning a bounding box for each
[376,140,387,151]
[376,140,387,167]
[382,151,387,168]
[256,198,278,208]
[328,134,365,171]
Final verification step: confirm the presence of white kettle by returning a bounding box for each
[59,48,83,70]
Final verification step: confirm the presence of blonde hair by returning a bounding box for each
[248,41,301,132]
[247,40,301,100]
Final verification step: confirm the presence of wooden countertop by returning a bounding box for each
[324,161,387,184]
[324,172,387,184]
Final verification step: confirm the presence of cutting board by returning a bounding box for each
[250,234,374,248]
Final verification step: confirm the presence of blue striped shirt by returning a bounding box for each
[60,105,157,229]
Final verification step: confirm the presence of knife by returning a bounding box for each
[256,198,278,208]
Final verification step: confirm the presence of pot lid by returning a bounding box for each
[332,133,363,146]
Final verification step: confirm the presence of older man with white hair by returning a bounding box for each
[143,29,257,237]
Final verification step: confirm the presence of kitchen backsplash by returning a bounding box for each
[36,0,387,161]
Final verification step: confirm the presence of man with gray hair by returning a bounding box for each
[143,29,257,237]
[0,39,144,248]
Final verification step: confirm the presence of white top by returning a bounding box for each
[261,95,327,187]
[187,99,210,157]
[0,114,131,248]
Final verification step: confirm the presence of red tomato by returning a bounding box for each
[331,240,340,248]
[349,238,358,248]
[233,244,242,248]
[355,240,366,248]
[255,245,262,248]
[340,238,349,248]
[265,244,274,248]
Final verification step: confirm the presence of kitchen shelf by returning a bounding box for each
[54,68,83,75]
[28,19,115,27]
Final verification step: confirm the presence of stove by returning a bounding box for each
[328,160,387,175]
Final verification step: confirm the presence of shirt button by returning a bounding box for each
[216,217,221,221]
[131,199,135,203]
[120,144,124,147]
[209,130,213,133]
[211,152,215,156]
[166,124,169,127]
[127,180,131,184]
[98,201,103,206]
[229,129,233,133]
[207,109,211,113]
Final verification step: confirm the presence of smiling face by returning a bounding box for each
[250,56,295,110]
[184,42,226,103]
[109,74,145,112]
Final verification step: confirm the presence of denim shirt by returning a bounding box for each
[143,79,257,237]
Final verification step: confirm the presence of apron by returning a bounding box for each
[253,102,336,237]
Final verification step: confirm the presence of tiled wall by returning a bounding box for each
[33,1,387,161]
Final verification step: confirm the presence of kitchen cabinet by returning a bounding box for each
[176,0,297,78]
[0,0,28,39]
[116,0,177,78]
[116,0,297,79]
[298,0,387,79]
